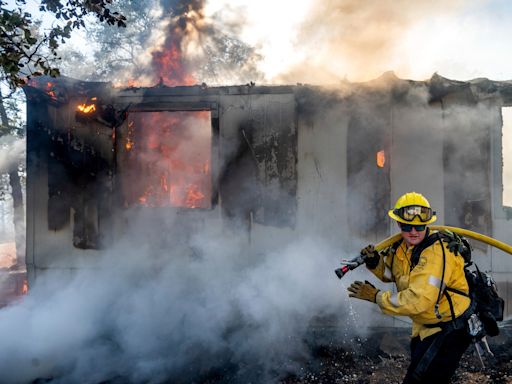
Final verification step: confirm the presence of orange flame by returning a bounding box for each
[150,15,198,86]
[124,111,211,209]
[46,82,57,100]
[21,279,28,295]
[77,103,96,114]
[42,81,57,100]
[152,42,196,86]
[26,79,58,99]
[125,121,135,150]
[185,185,206,208]
[377,150,386,168]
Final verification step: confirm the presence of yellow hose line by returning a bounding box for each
[375,225,512,256]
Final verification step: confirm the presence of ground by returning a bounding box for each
[282,324,512,384]
[27,322,512,383]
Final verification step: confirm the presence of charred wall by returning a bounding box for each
[219,92,297,229]
[25,78,116,267]
[23,76,512,321]
[346,88,391,241]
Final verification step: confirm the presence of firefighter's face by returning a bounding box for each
[399,223,427,246]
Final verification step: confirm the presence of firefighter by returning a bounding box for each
[347,192,473,384]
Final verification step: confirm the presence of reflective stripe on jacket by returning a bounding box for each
[369,232,471,340]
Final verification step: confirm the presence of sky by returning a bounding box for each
[202,0,512,83]
[7,0,512,82]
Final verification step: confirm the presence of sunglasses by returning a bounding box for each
[399,223,426,232]
[393,205,435,222]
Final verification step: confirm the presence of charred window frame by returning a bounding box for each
[115,102,219,210]
[347,108,391,240]
[219,96,298,229]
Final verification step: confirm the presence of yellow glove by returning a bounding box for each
[347,280,379,303]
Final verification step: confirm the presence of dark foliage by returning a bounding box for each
[0,0,126,88]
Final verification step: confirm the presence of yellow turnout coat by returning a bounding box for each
[370,231,471,340]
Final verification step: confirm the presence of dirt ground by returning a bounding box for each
[282,326,512,384]
[30,324,512,383]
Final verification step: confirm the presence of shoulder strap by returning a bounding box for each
[445,286,470,298]
[408,232,450,320]
[388,239,402,282]
[410,229,440,270]
[391,239,403,252]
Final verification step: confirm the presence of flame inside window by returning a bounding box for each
[77,103,96,114]
[123,111,212,209]
[376,150,386,168]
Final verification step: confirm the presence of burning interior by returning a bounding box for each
[121,110,213,209]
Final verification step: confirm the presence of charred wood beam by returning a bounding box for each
[9,170,25,268]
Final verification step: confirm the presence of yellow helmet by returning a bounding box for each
[388,192,437,225]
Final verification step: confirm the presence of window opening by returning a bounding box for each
[502,107,512,207]
[123,111,212,209]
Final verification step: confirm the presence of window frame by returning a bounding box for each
[117,102,219,210]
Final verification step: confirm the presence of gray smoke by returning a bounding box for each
[0,203,365,383]
[266,0,464,84]
[60,0,263,86]
[0,136,25,174]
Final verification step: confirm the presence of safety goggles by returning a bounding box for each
[399,223,426,232]
[393,205,435,223]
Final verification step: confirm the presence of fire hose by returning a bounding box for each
[335,225,512,279]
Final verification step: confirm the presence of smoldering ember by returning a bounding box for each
[0,71,510,383]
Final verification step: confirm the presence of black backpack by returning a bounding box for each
[464,263,504,336]
[393,230,505,336]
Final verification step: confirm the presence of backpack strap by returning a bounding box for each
[435,236,448,320]
[437,230,472,302]
[390,239,403,253]
[388,239,402,281]
[410,231,452,320]
[410,229,439,270]
[445,286,470,298]
[443,289,457,322]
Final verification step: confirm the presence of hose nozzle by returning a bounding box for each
[334,254,366,279]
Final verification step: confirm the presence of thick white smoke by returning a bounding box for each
[0,208,365,383]
[0,136,25,174]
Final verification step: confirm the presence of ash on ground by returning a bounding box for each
[281,324,512,384]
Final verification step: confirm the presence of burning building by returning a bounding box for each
[23,72,512,323]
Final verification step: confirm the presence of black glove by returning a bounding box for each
[360,244,380,269]
[446,236,464,256]
[444,233,471,261]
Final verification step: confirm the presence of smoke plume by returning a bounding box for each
[0,214,358,383]
[286,0,467,83]
[0,136,25,174]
